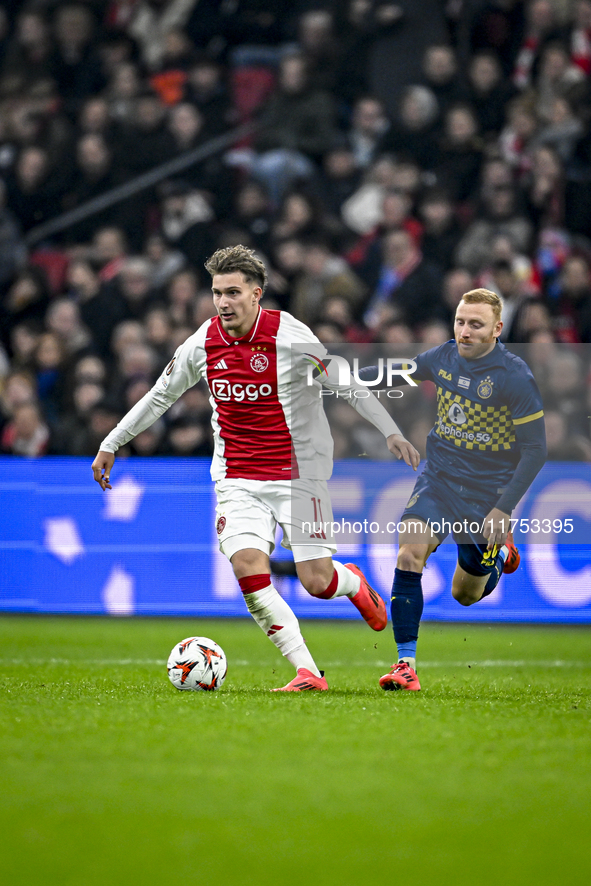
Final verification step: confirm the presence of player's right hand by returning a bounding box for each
[386,434,420,471]
[91,450,115,490]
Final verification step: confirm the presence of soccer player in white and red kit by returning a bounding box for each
[92,246,419,690]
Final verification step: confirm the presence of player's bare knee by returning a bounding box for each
[231,549,269,579]
[397,546,425,574]
[452,584,480,606]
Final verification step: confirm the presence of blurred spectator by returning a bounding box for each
[144,306,173,361]
[422,43,465,120]
[5,146,59,233]
[182,54,234,138]
[484,260,527,340]
[51,379,105,455]
[272,190,336,244]
[318,145,362,219]
[67,259,126,357]
[33,331,67,419]
[0,177,27,287]
[295,8,342,93]
[228,180,273,255]
[348,188,422,279]
[144,233,185,288]
[530,96,584,164]
[346,95,391,170]
[105,60,143,123]
[113,257,160,320]
[534,41,585,123]
[93,226,129,281]
[45,298,91,357]
[523,145,565,229]
[435,104,483,202]
[9,322,40,371]
[549,254,591,342]
[467,50,516,138]
[63,134,124,240]
[568,0,591,75]
[167,268,200,327]
[116,90,170,173]
[418,188,463,271]
[341,155,411,236]
[420,319,451,346]
[512,0,561,90]
[363,228,444,332]
[508,297,553,342]
[456,179,533,274]
[1,8,53,92]
[441,267,474,322]
[252,52,338,205]
[499,97,539,178]
[544,409,591,460]
[158,181,215,269]
[0,370,37,432]
[51,4,104,115]
[379,85,439,170]
[289,240,366,327]
[1,401,49,456]
[165,414,212,456]
[66,398,122,456]
[128,420,166,456]
[0,265,50,347]
[317,295,372,344]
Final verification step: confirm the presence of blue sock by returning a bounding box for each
[481,550,505,598]
[391,568,423,662]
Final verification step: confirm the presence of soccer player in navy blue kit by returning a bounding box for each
[378,289,546,691]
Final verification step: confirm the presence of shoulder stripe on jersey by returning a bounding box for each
[513,410,544,425]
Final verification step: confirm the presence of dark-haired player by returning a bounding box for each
[92,246,419,691]
[375,289,546,691]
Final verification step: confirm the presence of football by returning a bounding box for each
[167,636,228,691]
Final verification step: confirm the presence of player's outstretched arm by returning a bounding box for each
[387,433,420,471]
[92,450,115,491]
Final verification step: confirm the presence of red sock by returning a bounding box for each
[315,569,339,600]
[238,574,271,595]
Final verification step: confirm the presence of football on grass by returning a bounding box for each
[167,637,227,691]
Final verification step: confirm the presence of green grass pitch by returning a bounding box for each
[1,616,590,886]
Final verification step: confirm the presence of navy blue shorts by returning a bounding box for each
[400,471,501,577]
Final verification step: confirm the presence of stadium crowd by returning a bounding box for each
[0,0,591,460]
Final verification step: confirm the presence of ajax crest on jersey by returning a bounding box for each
[167,637,228,691]
[250,353,269,372]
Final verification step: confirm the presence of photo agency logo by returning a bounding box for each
[303,353,418,399]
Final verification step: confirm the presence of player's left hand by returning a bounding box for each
[387,434,420,470]
[483,507,511,550]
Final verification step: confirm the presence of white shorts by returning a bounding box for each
[214,477,337,563]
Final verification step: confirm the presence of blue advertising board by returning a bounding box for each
[1,457,590,622]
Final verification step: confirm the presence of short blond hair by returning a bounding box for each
[461,288,502,323]
[205,245,268,292]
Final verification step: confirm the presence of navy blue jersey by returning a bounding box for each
[411,340,544,493]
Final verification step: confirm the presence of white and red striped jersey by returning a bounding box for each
[100,308,400,480]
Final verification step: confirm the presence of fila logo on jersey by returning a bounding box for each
[438,369,452,380]
[212,379,272,402]
[214,359,228,370]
